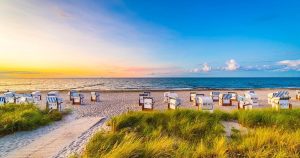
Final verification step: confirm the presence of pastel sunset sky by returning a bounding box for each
[0,0,299,78]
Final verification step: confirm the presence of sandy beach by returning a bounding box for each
[1,89,300,157]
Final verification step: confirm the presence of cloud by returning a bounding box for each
[277,59,300,67]
[192,63,212,73]
[224,59,239,71]
[276,59,300,71]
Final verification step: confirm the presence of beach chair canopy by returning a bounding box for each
[200,96,213,104]
[169,93,178,99]
[69,90,78,96]
[223,94,232,100]
[47,97,57,103]
[274,91,290,99]
[211,92,220,96]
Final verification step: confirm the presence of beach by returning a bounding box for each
[1,89,300,157]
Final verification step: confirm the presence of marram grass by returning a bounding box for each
[79,109,300,158]
[0,103,65,136]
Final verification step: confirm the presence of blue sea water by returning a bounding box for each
[0,78,299,91]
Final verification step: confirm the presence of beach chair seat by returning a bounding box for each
[142,97,154,111]
[91,92,100,102]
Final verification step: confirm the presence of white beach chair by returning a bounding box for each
[271,91,291,110]
[296,90,300,100]
[238,96,252,110]
[142,97,154,111]
[72,93,84,105]
[4,91,16,104]
[46,96,63,111]
[244,91,259,106]
[197,96,213,112]
[164,92,171,103]
[68,90,78,101]
[16,94,35,104]
[190,92,196,102]
[32,91,42,101]
[91,92,100,102]
[219,93,232,106]
[168,97,181,110]
[194,93,205,106]
[139,92,150,106]
[210,91,220,102]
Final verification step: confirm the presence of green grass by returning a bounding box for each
[79,109,300,158]
[0,103,66,136]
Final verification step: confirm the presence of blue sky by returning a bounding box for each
[0,0,299,77]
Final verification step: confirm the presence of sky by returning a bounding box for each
[0,0,299,78]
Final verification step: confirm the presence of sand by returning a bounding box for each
[0,89,299,157]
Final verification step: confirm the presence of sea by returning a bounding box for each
[0,78,299,91]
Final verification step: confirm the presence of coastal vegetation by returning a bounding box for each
[81,109,300,158]
[0,103,66,136]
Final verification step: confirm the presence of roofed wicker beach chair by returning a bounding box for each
[142,96,154,111]
[271,91,291,110]
[16,94,35,104]
[139,92,151,106]
[193,93,205,106]
[190,92,196,102]
[166,93,180,110]
[68,90,78,101]
[244,90,259,106]
[91,92,100,102]
[4,91,16,104]
[32,91,42,101]
[210,91,220,102]
[237,95,252,110]
[46,96,63,111]
[72,93,84,105]
[296,90,300,100]
[219,93,232,106]
[197,96,214,112]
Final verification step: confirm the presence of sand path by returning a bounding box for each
[5,117,104,158]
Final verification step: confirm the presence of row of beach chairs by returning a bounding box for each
[138,90,297,111]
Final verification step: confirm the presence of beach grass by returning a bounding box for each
[0,103,66,136]
[80,109,300,158]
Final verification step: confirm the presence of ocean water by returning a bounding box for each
[0,78,299,91]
